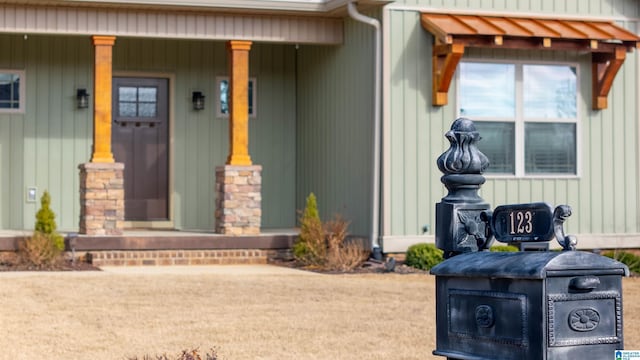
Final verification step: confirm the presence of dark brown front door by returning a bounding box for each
[112,77,169,221]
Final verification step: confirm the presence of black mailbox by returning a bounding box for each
[431,251,628,360]
[431,118,630,360]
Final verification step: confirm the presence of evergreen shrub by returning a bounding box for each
[34,191,65,251]
[292,193,368,271]
[405,243,443,271]
[292,193,326,266]
[490,245,519,252]
[19,190,64,267]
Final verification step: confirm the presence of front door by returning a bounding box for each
[112,77,169,221]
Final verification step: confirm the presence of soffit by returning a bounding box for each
[0,0,391,45]
[0,0,390,16]
[0,2,349,44]
[420,12,640,110]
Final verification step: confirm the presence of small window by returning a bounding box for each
[459,61,578,177]
[0,70,24,113]
[217,77,257,118]
[117,86,158,118]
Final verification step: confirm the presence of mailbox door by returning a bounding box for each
[546,274,623,359]
[434,277,545,360]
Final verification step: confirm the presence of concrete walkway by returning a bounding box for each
[99,264,319,275]
[0,264,319,279]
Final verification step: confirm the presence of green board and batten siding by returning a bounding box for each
[1,0,638,246]
[0,35,297,231]
[385,0,640,245]
[0,34,93,232]
[296,16,377,237]
[249,43,297,229]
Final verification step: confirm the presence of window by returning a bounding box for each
[458,61,577,176]
[0,70,24,112]
[117,86,158,118]
[217,77,257,118]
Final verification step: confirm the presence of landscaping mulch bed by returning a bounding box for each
[269,256,429,275]
[0,261,101,272]
[0,252,100,272]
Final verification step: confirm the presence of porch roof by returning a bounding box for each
[52,0,389,15]
[421,12,640,110]
[0,0,389,45]
[421,13,640,51]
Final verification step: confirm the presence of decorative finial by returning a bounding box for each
[435,118,492,258]
[437,118,489,175]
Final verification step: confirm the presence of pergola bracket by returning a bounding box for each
[592,46,626,110]
[433,43,465,106]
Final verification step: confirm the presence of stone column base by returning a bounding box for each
[215,165,262,235]
[79,162,125,235]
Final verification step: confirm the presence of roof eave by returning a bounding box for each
[6,0,393,16]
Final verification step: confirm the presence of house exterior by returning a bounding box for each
[0,0,638,253]
[381,0,640,251]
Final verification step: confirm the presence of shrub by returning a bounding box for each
[292,193,368,271]
[490,245,519,252]
[603,250,640,274]
[18,231,61,268]
[34,190,64,251]
[405,243,443,271]
[293,193,326,267]
[324,215,369,272]
[18,191,64,268]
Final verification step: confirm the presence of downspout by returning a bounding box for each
[347,2,382,259]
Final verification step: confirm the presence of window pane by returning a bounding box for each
[11,75,19,102]
[138,87,157,102]
[138,103,157,117]
[220,80,229,114]
[219,79,255,116]
[474,122,515,174]
[119,102,136,117]
[248,80,254,115]
[525,123,576,174]
[0,73,19,109]
[119,87,137,102]
[137,87,157,117]
[459,63,515,118]
[524,65,576,119]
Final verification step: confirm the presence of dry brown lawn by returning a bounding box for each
[0,266,638,359]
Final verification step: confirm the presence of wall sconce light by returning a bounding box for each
[76,88,89,109]
[192,91,205,110]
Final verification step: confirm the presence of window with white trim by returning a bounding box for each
[0,70,24,112]
[217,77,257,118]
[458,61,578,176]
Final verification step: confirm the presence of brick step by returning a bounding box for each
[87,249,287,267]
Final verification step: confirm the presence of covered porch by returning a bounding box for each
[0,229,298,266]
[0,0,383,252]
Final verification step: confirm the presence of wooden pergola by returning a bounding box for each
[421,13,640,110]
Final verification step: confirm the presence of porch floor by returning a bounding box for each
[0,229,299,252]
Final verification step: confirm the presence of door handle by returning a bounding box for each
[569,276,600,291]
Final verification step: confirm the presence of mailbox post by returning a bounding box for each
[431,118,629,360]
[435,118,492,258]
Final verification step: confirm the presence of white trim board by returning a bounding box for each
[381,233,640,253]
